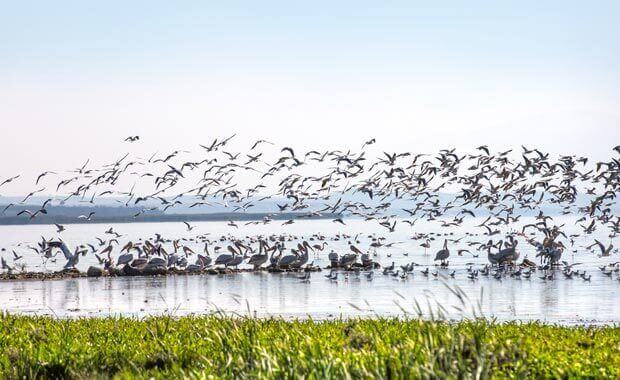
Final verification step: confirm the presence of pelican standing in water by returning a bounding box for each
[495,236,520,265]
[214,245,237,267]
[247,240,269,270]
[290,242,310,269]
[277,248,299,269]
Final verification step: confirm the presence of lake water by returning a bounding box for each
[0,217,618,324]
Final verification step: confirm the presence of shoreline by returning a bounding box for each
[0,265,330,282]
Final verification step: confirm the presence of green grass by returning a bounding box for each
[0,314,618,379]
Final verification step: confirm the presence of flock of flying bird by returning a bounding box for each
[0,136,618,285]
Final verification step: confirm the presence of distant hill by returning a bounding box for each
[0,191,615,226]
[0,203,336,225]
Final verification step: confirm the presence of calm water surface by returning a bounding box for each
[0,218,618,324]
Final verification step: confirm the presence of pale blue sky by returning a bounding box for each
[0,1,619,193]
[2,1,619,76]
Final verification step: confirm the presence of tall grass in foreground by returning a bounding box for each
[0,314,618,379]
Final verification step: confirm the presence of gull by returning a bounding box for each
[593,239,613,257]
[220,133,236,146]
[457,249,478,258]
[17,209,47,219]
[78,212,95,221]
[55,223,66,233]
[281,147,295,158]
[361,138,376,149]
[0,175,20,188]
[12,251,23,261]
[200,139,219,152]
[48,241,83,270]
[36,171,57,185]
[245,153,263,164]
[477,145,490,155]
[2,204,14,214]
[250,139,274,150]
[222,151,240,160]
[183,221,195,232]
[105,228,122,238]
[19,188,45,204]
[1,256,14,272]
[75,159,90,174]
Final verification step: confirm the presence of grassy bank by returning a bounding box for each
[0,314,618,379]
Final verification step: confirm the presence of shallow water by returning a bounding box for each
[0,217,618,324]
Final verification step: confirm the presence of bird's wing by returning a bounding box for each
[594,239,606,255]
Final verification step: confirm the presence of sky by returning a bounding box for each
[1,1,619,195]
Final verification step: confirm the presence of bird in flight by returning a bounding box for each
[183,221,195,231]
[0,175,20,188]
[78,212,95,221]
